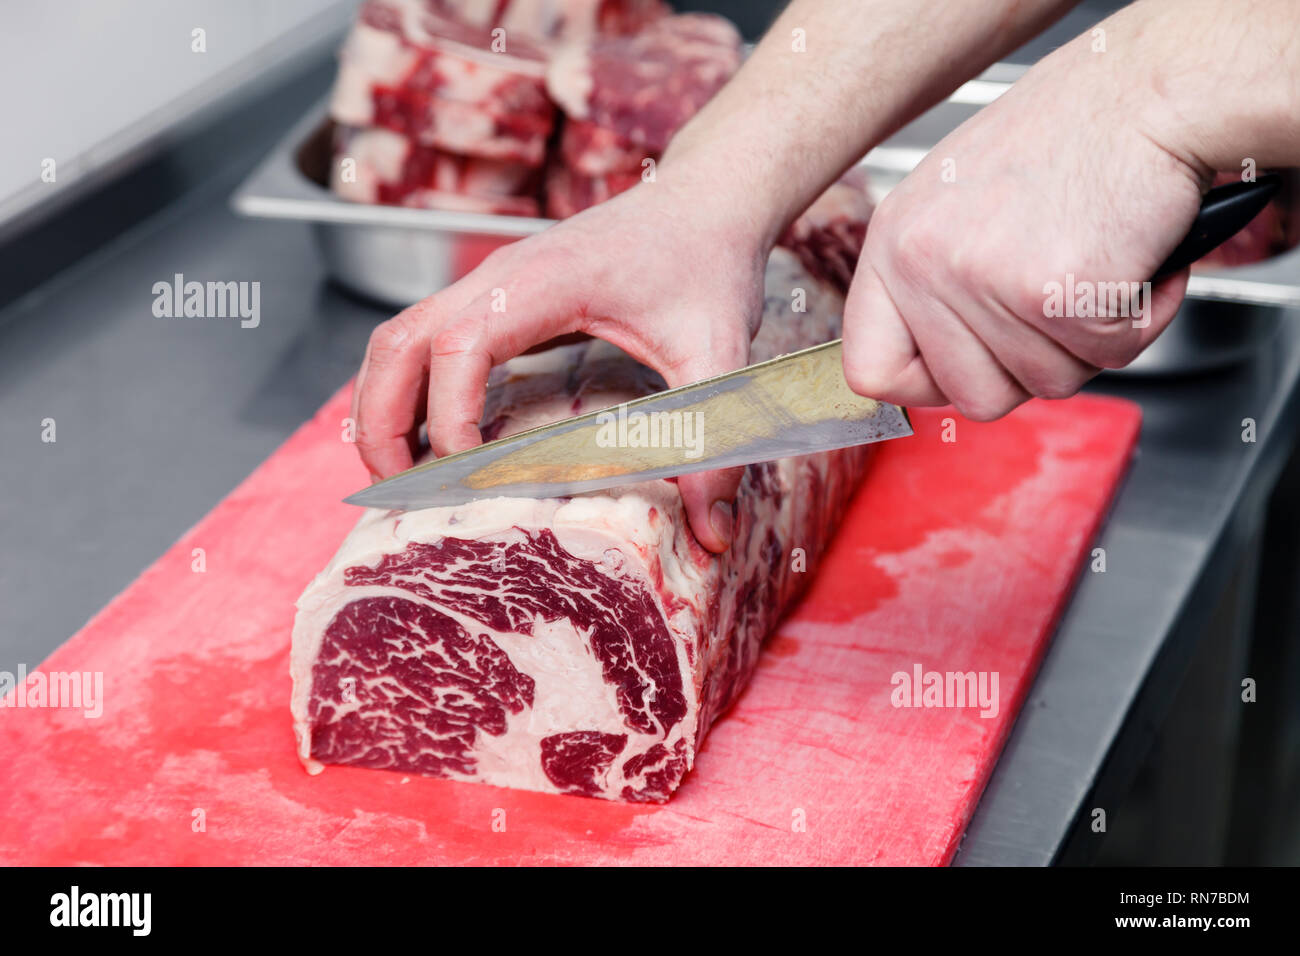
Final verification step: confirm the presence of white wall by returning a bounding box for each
[0,0,357,222]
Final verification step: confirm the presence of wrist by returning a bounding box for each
[648,146,784,258]
[1070,0,1299,176]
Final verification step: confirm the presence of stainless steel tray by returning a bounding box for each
[229,64,1022,307]
[232,62,1300,374]
[232,103,551,305]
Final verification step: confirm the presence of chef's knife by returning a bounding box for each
[345,338,911,510]
[1153,173,1281,279]
[345,174,1280,512]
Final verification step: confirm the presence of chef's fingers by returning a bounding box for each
[353,312,434,479]
[841,264,947,407]
[898,293,1032,421]
[1133,269,1190,356]
[1025,268,1190,370]
[677,468,746,554]
[570,311,752,553]
[426,280,583,457]
[960,291,1100,401]
[354,276,491,478]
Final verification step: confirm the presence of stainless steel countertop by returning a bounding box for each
[957,336,1300,863]
[3,60,1298,867]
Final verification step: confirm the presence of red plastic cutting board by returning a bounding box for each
[0,388,1139,866]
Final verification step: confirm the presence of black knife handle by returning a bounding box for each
[1152,173,1282,280]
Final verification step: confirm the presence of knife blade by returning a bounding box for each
[344,339,912,511]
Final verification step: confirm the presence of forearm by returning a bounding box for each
[1083,0,1300,176]
[659,0,1078,246]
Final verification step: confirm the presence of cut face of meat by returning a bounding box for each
[308,593,537,777]
[291,236,878,800]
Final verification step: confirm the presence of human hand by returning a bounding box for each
[841,33,1206,419]
[351,180,768,552]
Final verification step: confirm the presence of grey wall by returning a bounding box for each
[0,0,357,228]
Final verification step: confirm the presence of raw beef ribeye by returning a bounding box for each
[291,241,879,800]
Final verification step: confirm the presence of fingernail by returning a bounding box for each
[710,499,734,546]
[369,472,383,485]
